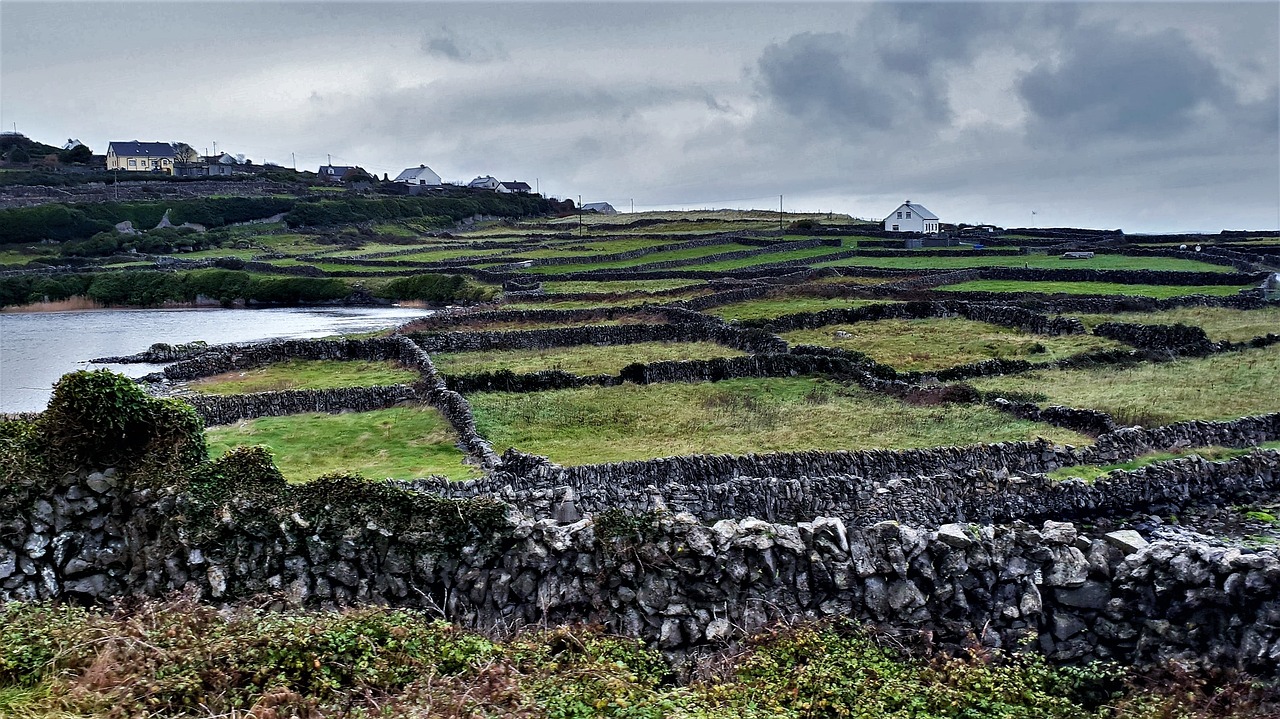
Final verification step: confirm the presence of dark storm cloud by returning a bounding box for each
[1018,24,1231,140]
[754,4,1051,132]
[420,25,508,64]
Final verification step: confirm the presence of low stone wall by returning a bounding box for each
[1093,322,1216,354]
[4,468,1278,673]
[740,300,1085,336]
[992,399,1119,436]
[188,385,416,426]
[409,323,788,354]
[161,337,406,381]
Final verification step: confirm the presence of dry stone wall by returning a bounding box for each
[3,466,1278,674]
[409,323,788,354]
[187,385,416,426]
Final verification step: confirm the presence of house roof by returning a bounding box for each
[883,202,938,222]
[319,165,354,176]
[500,181,532,191]
[582,202,615,212]
[393,165,441,182]
[468,175,498,186]
[108,141,177,158]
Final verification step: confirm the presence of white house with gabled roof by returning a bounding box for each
[883,200,940,232]
[393,164,442,186]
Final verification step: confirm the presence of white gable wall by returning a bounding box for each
[883,203,940,232]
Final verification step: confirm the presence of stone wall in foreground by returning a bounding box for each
[2,466,1277,674]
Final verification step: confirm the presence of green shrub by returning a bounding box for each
[39,369,206,474]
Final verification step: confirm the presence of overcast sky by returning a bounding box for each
[2,2,1277,232]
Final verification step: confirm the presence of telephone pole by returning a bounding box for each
[779,194,784,233]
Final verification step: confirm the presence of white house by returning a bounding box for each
[468,175,500,190]
[883,200,940,232]
[394,164,442,186]
[581,202,617,215]
[497,181,532,194]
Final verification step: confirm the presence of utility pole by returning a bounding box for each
[578,194,583,235]
[536,178,539,195]
[630,198,634,213]
[291,152,296,170]
[779,194,784,233]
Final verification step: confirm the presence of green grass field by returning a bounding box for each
[469,377,1091,465]
[205,406,477,481]
[816,253,1233,272]
[517,243,755,274]
[939,280,1252,298]
[709,297,884,321]
[684,245,851,271]
[780,318,1126,371]
[1067,306,1280,342]
[432,340,743,376]
[968,345,1280,425]
[186,359,419,394]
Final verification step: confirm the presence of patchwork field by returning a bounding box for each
[431,340,744,376]
[938,280,1253,297]
[187,359,419,394]
[1067,305,1280,342]
[968,345,1280,425]
[780,318,1128,371]
[205,406,477,481]
[469,377,1092,465]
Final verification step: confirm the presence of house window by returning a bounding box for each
[897,212,903,219]
[128,159,136,167]
[906,211,911,219]
[892,224,899,231]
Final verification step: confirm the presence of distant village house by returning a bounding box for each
[581,202,617,215]
[497,181,532,194]
[318,165,356,184]
[468,175,500,190]
[393,164,442,186]
[883,200,940,233]
[107,141,199,174]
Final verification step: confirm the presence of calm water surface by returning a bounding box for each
[0,306,431,412]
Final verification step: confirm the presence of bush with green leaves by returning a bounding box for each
[38,369,206,475]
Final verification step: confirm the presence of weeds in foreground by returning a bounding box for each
[2,602,1274,718]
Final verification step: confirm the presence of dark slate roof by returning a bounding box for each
[108,141,177,158]
[319,165,354,176]
[501,181,532,190]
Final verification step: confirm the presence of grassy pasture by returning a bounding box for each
[815,253,1234,272]
[186,359,419,395]
[205,406,477,481]
[1067,306,1280,342]
[709,297,884,321]
[433,340,743,376]
[469,378,1091,466]
[968,345,1280,425]
[780,318,1126,371]
[939,280,1253,298]
[683,245,851,271]
[517,243,756,274]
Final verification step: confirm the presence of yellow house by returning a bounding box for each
[106,141,199,174]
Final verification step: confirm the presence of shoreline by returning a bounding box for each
[1,296,431,315]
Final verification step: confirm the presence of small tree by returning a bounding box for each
[9,146,30,163]
[59,144,93,164]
